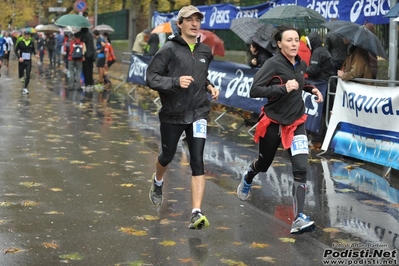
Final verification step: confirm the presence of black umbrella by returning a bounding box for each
[230,17,267,44]
[251,23,276,49]
[259,5,326,29]
[322,21,387,59]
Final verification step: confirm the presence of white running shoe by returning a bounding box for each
[22,88,29,94]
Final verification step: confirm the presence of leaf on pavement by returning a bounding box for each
[50,188,63,192]
[107,172,121,176]
[323,227,341,233]
[256,256,276,263]
[69,160,86,164]
[220,258,247,266]
[143,215,159,221]
[120,183,135,187]
[279,237,296,243]
[159,240,176,246]
[232,242,243,246]
[82,150,96,155]
[4,247,25,254]
[160,219,173,225]
[179,258,193,263]
[59,252,84,260]
[42,242,59,249]
[215,226,231,230]
[251,242,270,248]
[119,227,147,236]
[44,211,64,215]
[0,202,15,207]
[21,200,39,207]
[55,157,68,161]
[230,122,238,129]
[272,163,286,167]
[19,182,42,187]
[169,212,183,217]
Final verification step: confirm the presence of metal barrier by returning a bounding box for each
[114,52,162,111]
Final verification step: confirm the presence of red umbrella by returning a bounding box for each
[198,29,225,57]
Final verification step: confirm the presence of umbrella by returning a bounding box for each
[251,23,276,49]
[321,21,387,59]
[230,17,267,44]
[35,24,44,31]
[38,24,60,34]
[259,5,326,28]
[11,30,21,38]
[198,29,225,56]
[55,14,92,28]
[151,22,173,34]
[24,27,37,34]
[94,24,114,33]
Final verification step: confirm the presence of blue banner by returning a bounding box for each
[126,54,325,134]
[153,0,393,28]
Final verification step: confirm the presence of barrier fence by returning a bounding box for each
[321,77,399,171]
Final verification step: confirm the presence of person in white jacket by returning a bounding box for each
[3,31,13,68]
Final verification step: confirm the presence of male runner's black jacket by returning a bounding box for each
[250,51,315,126]
[146,33,213,124]
[15,37,36,59]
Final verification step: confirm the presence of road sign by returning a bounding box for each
[74,0,87,12]
[49,7,67,12]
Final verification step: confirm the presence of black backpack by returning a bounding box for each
[71,42,84,60]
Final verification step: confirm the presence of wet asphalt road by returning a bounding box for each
[0,61,398,266]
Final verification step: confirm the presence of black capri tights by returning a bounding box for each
[158,123,206,176]
[255,122,308,182]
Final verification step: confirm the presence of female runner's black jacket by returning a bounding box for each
[250,52,315,126]
[146,34,213,124]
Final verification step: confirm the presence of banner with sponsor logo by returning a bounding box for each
[321,80,399,170]
[127,54,326,134]
[153,0,391,29]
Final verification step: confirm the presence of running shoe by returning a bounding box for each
[149,173,163,205]
[188,211,209,230]
[290,213,316,234]
[237,172,252,200]
[20,77,25,83]
[22,88,29,94]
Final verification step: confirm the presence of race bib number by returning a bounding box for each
[193,119,207,139]
[291,134,308,156]
[22,53,31,60]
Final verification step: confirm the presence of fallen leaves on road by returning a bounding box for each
[250,242,269,248]
[159,240,176,246]
[118,227,147,236]
[42,241,59,249]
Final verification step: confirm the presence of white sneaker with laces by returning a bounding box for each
[22,88,29,94]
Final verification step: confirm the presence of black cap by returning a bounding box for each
[23,30,31,35]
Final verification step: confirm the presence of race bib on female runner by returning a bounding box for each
[291,134,308,156]
[22,53,31,60]
[193,119,207,138]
